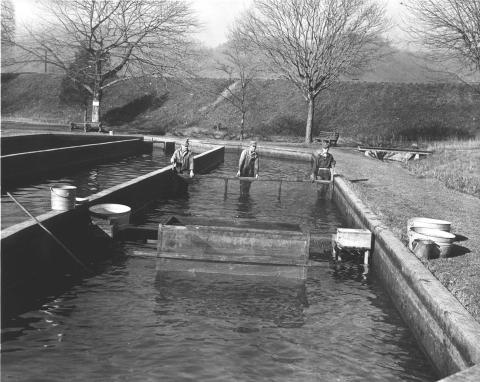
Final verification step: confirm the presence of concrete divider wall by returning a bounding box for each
[1,146,225,293]
[2,139,152,182]
[1,133,138,156]
[333,175,480,378]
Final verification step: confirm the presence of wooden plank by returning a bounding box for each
[161,216,304,232]
[158,251,309,265]
[159,226,308,257]
[336,228,372,248]
[177,174,332,184]
[358,146,432,154]
[157,258,307,279]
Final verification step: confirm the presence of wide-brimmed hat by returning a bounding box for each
[250,141,257,147]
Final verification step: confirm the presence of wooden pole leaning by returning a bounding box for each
[7,192,89,271]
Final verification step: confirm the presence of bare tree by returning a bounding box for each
[402,0,480,93]
[10,0,200,122]
[231,0,390,143]
[1,0,16,64]
[213,42,262,140]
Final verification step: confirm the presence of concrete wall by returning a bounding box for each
[1,133,138,156]
[333,176,480,378]
[1,146,225,294]
[1,138,152,183]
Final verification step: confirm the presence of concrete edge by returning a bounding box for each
[333,175,480,378]
[438,364,480,382]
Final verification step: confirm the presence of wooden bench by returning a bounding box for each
[69,121,107,133]
[314,130,339,146]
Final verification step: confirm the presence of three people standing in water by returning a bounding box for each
[172,138,335,197]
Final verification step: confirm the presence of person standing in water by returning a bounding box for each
[310,140,335,197]
[171,139,194,178]
[236,141,259,195]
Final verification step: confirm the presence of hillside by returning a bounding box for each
[2,73,479,142]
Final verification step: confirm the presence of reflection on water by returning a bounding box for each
[0,150,439,381]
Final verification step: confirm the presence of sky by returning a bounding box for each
[14,0,406,48]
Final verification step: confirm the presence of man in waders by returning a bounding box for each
[310,140,336,197]
[236,141,259,195]
[171,139,194,178]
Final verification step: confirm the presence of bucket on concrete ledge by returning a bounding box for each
[89,204,131,230]
[51,185,77,211]
[407,217,451,232]
[408,227,455,258]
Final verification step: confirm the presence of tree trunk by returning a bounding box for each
[305,96,315,144]
[240,112,245,141]
[91,90,102,123]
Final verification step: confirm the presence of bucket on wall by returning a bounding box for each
[407,217,451,232]
[89,204,131,230]
[408,227,455,258]
[51,185,77,211]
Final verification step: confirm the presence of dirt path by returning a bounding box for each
[331,146,480,321]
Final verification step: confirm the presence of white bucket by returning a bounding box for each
[51,185,77,211]
[89,204,131,230]
[407,217,451,232]
[408,227,455,258]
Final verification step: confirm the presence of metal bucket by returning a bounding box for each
[51,185,77,211]
[412,239,439,260]
[408,227,455,258]
[89,204,131,230]
[407,217,451,232]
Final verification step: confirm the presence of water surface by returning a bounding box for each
[1,150,438,381]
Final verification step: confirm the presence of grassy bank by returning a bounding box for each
[403,139,480,198]
[2,73,479,142]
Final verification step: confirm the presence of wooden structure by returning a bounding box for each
[178,173,334,200]
[156,216,311,278]
[358,146,432,161]
[314,130,340,146]
[332,228,372,265]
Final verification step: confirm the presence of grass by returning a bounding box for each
[403,137,480,197]
[2,73,479,143]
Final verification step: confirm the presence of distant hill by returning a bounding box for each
[2,73,479,142]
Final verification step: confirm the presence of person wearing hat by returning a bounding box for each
[171,139,194,178]
[310,140,335,195]
[236,141,259,194]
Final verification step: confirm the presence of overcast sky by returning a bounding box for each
[14,0,406,48]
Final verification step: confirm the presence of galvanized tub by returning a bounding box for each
[407,217,451,232]
[408,227,455,258]
[89,204,131,231]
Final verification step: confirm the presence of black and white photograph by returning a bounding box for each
[1,0,479,381]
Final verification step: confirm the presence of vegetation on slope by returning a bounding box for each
[2,73,479,142]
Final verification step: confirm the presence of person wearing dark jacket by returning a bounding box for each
[171,139,194,178]
[310,140,335,197]
[236,141,259,194]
